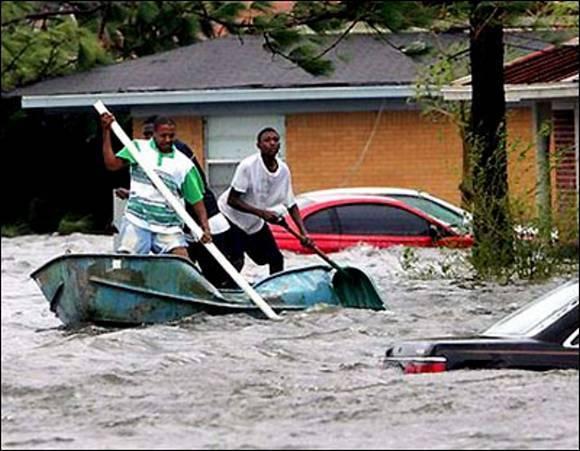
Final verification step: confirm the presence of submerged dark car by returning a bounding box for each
[385,281,579,374]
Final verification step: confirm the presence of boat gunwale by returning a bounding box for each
[89,276,307,310]
[30,253,335,285]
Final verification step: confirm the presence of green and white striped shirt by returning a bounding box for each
[117,139,204,233]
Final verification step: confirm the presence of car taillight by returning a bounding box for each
[403,361,447,374]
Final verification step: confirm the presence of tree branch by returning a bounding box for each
[262,32,302,66]
[313,19,359,60]
[1,39,35,76]
[2,4,105,27]
[36,41,64,81]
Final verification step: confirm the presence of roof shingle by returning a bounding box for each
[9,31,575,97]
[504,42,579,84]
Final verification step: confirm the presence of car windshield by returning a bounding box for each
[388,195,465,229]
[483,282,579,337]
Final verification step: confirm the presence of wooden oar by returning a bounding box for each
[278,219,385,311]
[94,101,282,321]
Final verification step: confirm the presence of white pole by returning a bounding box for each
[94,101,281,320]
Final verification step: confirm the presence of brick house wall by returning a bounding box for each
[506,108,537,213]
[286,108,537,207]
[286,110,464,204]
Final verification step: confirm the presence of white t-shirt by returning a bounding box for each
[218,153,296,234]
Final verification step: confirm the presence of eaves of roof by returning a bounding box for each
[442,81,578,102]
[21,85,417,109]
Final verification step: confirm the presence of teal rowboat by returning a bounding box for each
[31,254,385,327]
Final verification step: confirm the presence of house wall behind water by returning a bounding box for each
[506,107,537,216]
[286,107,537,208]
[286,110,464,204]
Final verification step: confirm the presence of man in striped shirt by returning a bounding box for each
[101,113,211,259]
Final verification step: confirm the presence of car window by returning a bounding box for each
[334,203,431,236]
[304,208,339,234]
[484,283,579,337]
[389,195,464,227]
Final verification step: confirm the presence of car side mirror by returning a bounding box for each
[428,224,441,242]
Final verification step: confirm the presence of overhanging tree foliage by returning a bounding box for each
[1,1,260,91]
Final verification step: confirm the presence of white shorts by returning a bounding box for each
[117,219,186,254]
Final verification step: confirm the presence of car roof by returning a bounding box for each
[299,194,411,208]
[302,187,422,197]
[297,187,469,217]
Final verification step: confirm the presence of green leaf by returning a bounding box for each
[400,40,430,55]
[177,16,201,43]
[249,2,274,14]
[298,57,334,76]
[269,29,301,50]
[288,44,334,76]
[214,2,247,20]
[78,35,97,69]
[137,2,160,25]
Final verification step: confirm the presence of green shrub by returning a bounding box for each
[57,214,96,235]
[1,222,32,237]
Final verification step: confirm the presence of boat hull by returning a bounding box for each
[31,254,342,327]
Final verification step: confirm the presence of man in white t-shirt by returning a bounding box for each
[101,113,211,259]
[218,127,312,275]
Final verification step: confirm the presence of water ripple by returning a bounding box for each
[1,234,578,450]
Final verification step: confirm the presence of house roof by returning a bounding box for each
[11,35,418,98]
[9,31,575,109]
[503,39,579,83]
[443,37,578,102]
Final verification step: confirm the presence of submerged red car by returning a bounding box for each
[271,195,473,254]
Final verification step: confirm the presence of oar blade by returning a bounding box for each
[332,267,385,311]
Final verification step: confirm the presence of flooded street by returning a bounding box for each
[2,233,578,449]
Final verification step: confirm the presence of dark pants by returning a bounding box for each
[228,221,284,275]
[187,230,237,288]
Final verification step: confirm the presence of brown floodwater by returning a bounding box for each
[2,234,578,449]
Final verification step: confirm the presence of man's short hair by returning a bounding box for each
[144,115,158,125]
[142,115,157,138]
[153,116,176,129]
[257,127,279,142]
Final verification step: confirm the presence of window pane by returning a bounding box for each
[390,195,464,227]
[336,204,430,236]
[484,282,579,337]
[206,115,286,198]
[304,208,337,234]
[207,115,286,160]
